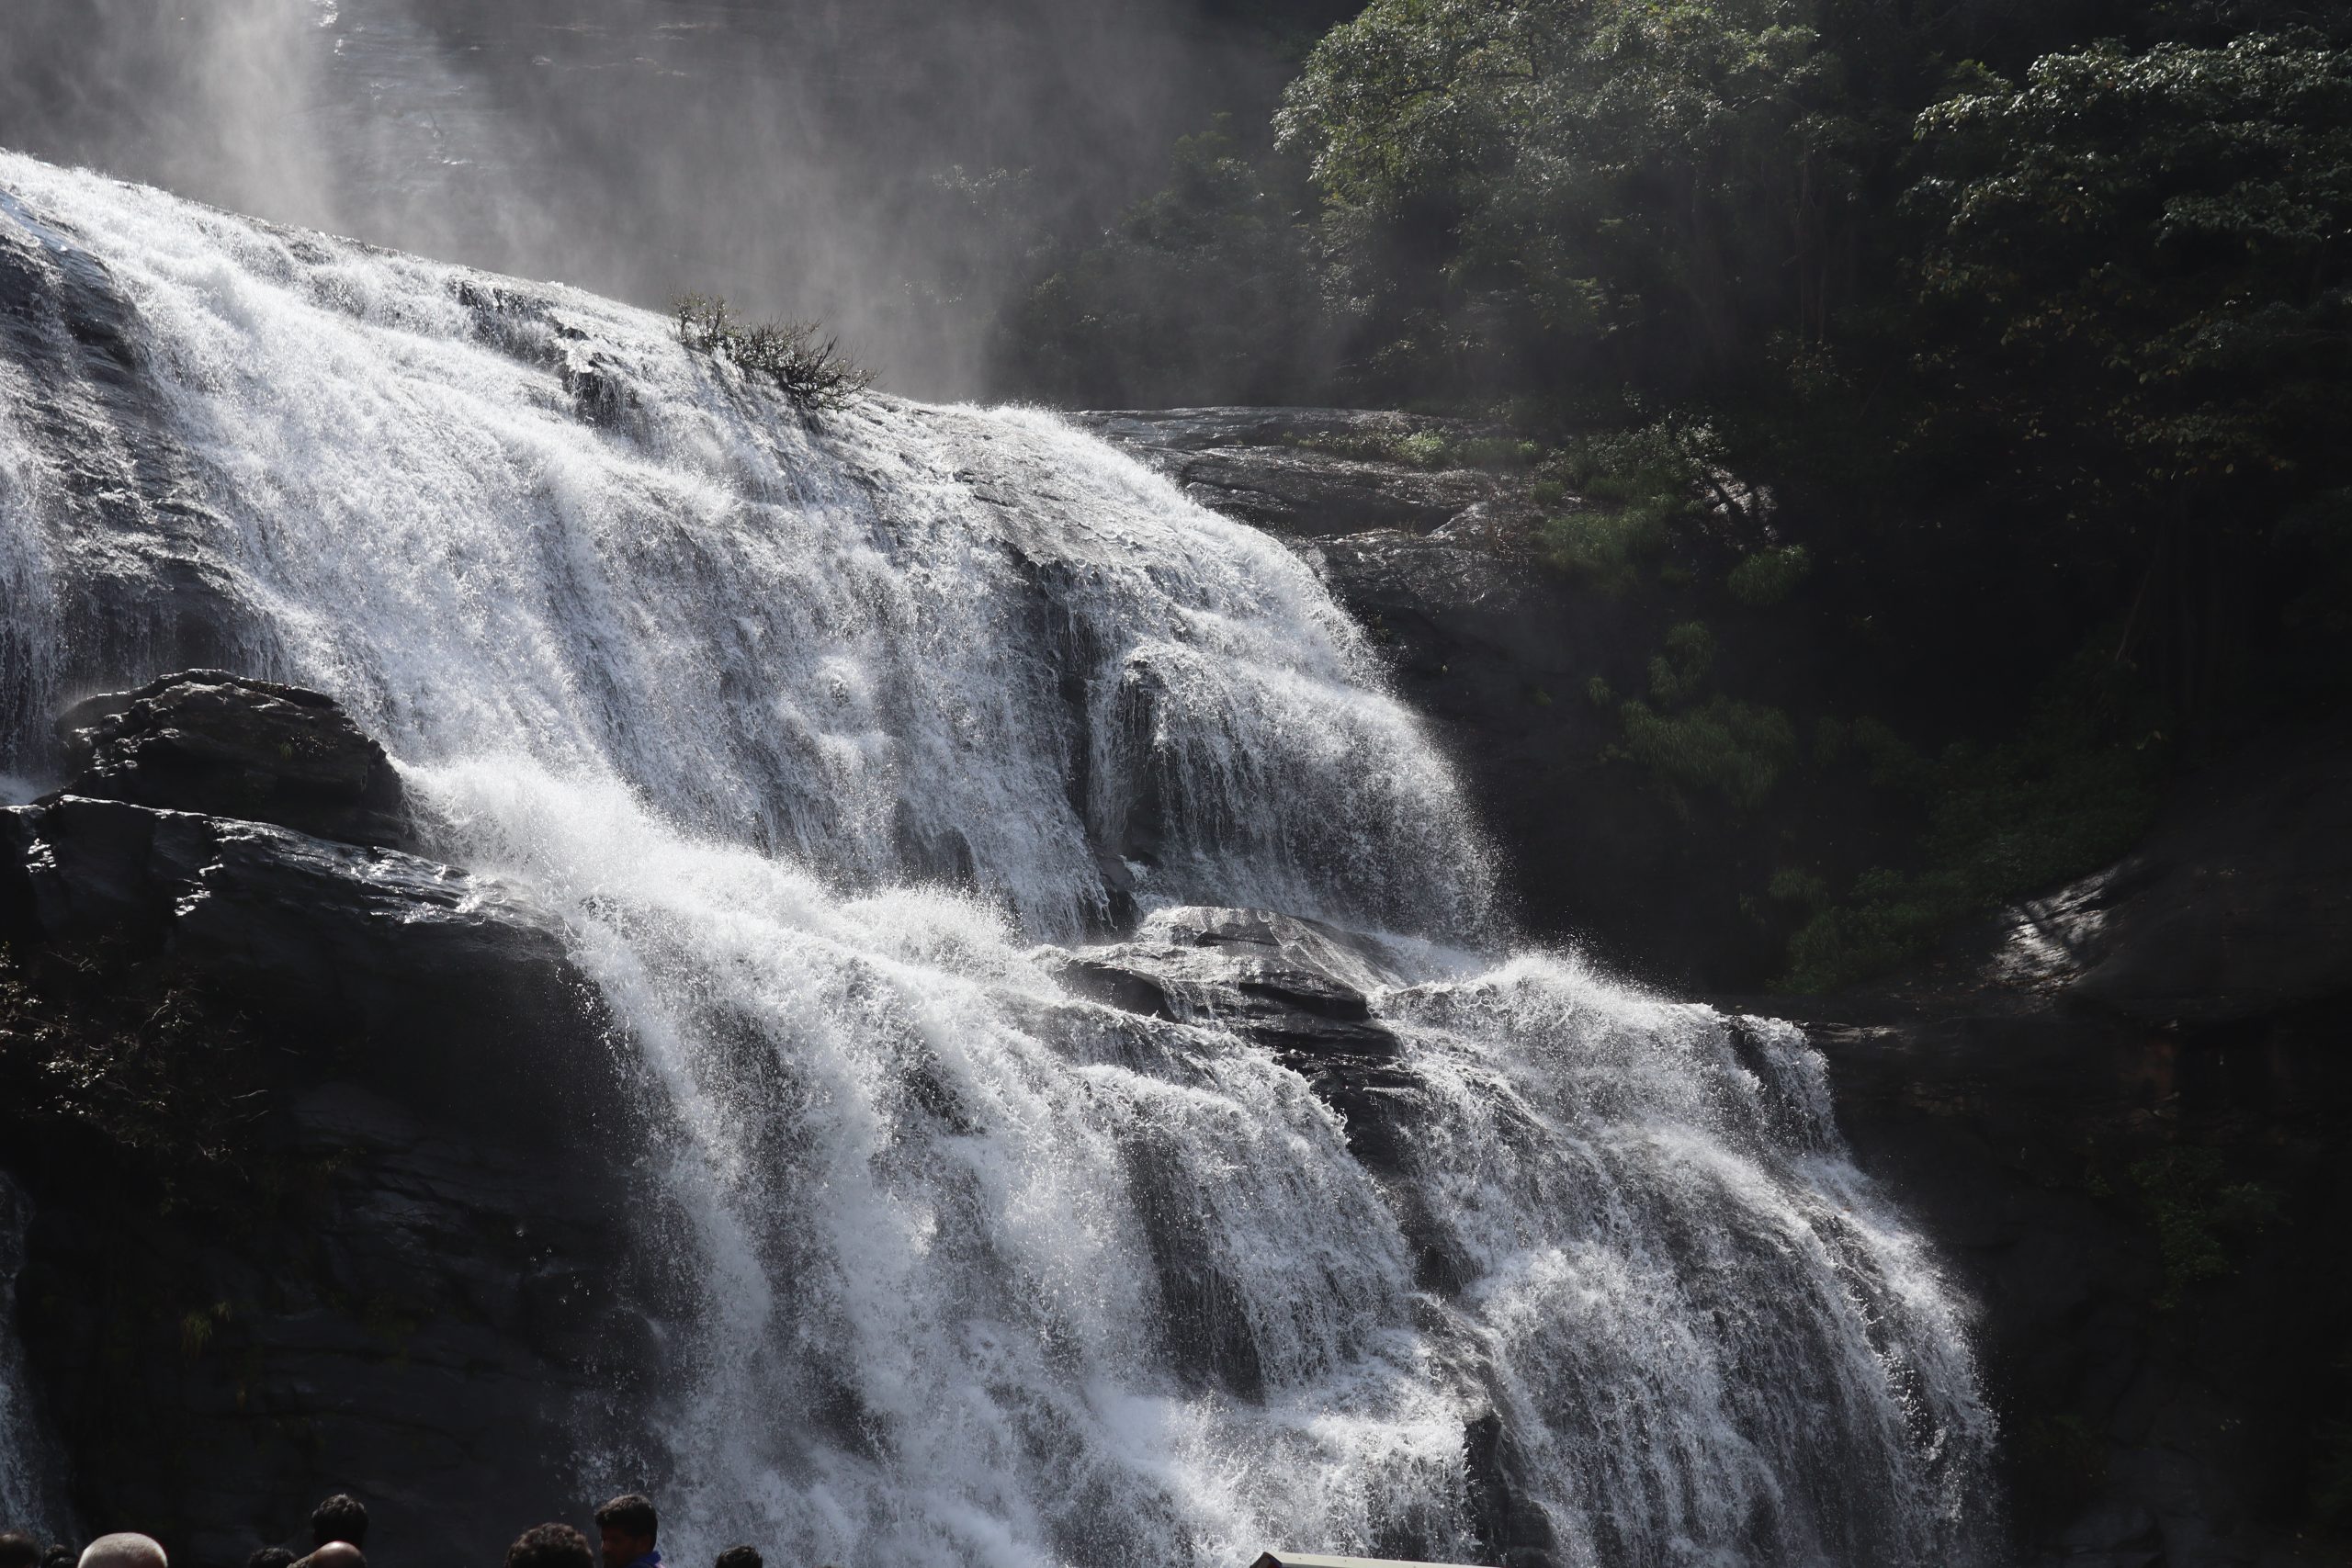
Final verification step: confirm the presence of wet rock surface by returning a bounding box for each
[1072,407,1502,536]
[1085,406,1802,988]
[1738,717,2352,1568]
[49,671,408,849]
[0,793,659,1566]
[1047,907,1466,1299]
[0,207,254,756]
[1050,905,1418,1161]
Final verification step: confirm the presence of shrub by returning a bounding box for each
[1727,544,1813,605]
[674,293,871,412]
[2130,1148,2279,1311]
[1544,506,1669,596]
[1776,648,2168,990]
[1618,694,1797,816]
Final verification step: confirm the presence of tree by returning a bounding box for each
[1275,0,1867,401]
[1905,35,2352,719]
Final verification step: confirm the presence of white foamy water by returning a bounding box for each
[0,152,1994,1568]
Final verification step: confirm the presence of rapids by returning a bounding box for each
[0,152,1994,1568]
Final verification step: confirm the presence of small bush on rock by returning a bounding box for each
[674,293,871,412]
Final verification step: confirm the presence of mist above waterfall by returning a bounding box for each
[0,0,1329,400]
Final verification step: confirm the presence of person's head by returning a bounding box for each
[294,1545,361,1568]
[41,1546,73,1568]
[311,1495,368,1551]
[713,1550,761,1568]
[77,1537,166,1568]
[0,1534,43,1568]
[506,1525,594,1568]
[246,1551,296,1568]
[592,1496,657,1568]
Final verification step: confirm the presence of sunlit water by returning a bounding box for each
[0,152,1994,1567]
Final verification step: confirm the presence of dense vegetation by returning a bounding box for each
[986,0,2352,990]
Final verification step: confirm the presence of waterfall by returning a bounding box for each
[0,151,1994,1568]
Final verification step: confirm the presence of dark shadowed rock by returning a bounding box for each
[48,671,408,850]
[1072,408,1503,536]
[1984,721,2352,1026]
[1730,718,2352,1567]
[0,205,254,759]
[1049,907,1465,1295]
[0,792,667,1568]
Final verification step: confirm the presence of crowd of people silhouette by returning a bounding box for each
[0,1490,773,1568]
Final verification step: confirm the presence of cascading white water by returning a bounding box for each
[0,151,1995,1567]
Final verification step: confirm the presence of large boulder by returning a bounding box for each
[0,791,665,1567]
[1984,720,2352,1026]
[47,672,408,850]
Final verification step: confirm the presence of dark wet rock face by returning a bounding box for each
[1053,907,1464,1294]
[1747,718,2352,1568]
[1050,905,1416,1158]
[0,792,664,1565]
[0,210,256,762]
[48,671,408,849]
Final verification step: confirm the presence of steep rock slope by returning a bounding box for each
[1770,719,2352,1566]
[0,765,647,1560]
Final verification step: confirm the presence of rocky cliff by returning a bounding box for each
[1091,409,2352,1566]
[1774,719,2352,1568]
[0,682,664,1562]
[4,415,2344,1567]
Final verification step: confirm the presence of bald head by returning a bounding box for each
[78,1537,165,1568]
[297,1546,364,1568]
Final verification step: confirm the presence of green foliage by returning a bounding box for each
[1647,620,1717,705]
[674,294,872,412]
[1540,420,1741,591]
[1544,507,1670,596]
[1277,0,1865,399]
[2129,1147,2281,1311]
[1589,615,1796,813]
[1779,649,2168,989]
[1726,543,1811,604]
[1904,37,2352,565]
[1619,694,1799,814]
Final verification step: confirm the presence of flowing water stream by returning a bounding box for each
[0,152,1994,1568]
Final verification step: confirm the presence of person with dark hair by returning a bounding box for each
[712,1549,760,1568]
[310,1496,367,1551]
[0,1533,42,1568]
[591,1496,659,1568]
[507,1525,594,1568]
[40,1544,73,1568]
[247,1549,297,1568]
